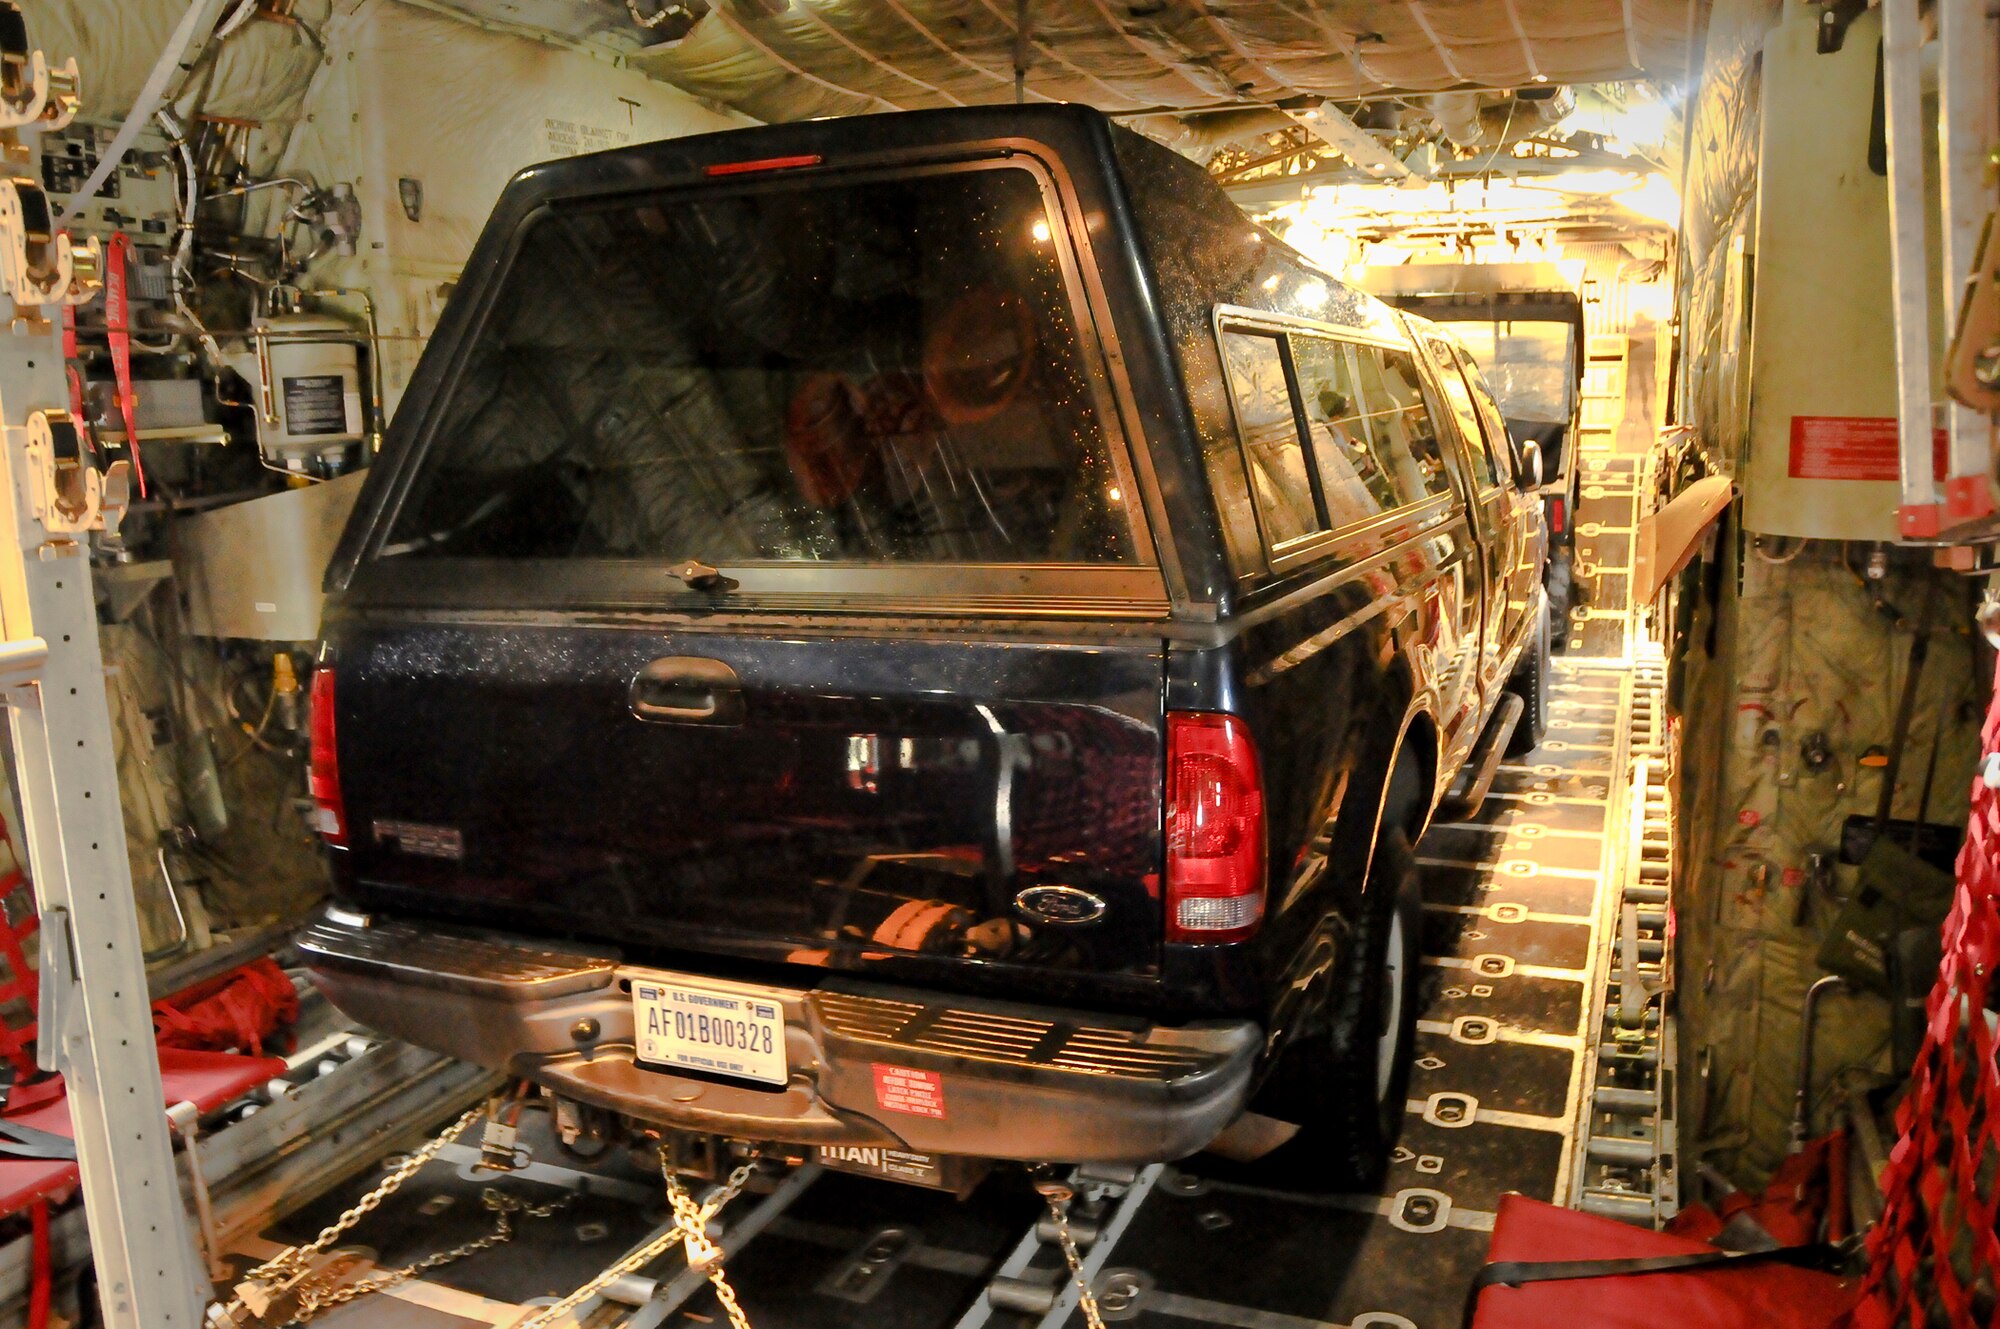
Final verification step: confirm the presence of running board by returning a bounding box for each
[1439,692,1526,820]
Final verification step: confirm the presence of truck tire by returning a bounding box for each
[1287,829,1423,1190]
[1507,597,1552,756]
[1544,545,1574,643]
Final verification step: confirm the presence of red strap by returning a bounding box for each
[26,1200,48,1329]
[3,1076,65,1115]
[102,234,146,497]
[152,958,299,1057]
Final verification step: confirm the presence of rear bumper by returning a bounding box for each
[298,909,1258,1165]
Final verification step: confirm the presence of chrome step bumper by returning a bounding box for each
[298,910,1258,1165]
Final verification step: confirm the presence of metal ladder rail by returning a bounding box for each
[0,13,210,1326]
[1574,649,1680,1225]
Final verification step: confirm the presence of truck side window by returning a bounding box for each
[1455,352,1521,487]
[1368,350,1455,503]
[1289,335,1396,529]
[1427,338,1504,491]
[1219,329,1324,547]
[1292,337,1456,523]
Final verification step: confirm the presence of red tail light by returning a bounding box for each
[1165,712,1265,943]
[1550,496,1567,535]
[308,667,347,848]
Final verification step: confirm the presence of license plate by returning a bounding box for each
[630,974,787,1087]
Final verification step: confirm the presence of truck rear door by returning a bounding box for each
[330,619,1168,991]
[322,152,1175,999]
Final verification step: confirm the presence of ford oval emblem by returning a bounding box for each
[1013,884,1108,926]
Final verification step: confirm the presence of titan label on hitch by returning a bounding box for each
[815,1144,988,1196]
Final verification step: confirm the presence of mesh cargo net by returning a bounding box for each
[1844,653,2000,1328]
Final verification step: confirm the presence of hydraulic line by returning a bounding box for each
[154,106,222,367]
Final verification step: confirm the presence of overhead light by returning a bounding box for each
[1617,173,1682,226]
[1030,219,1051,243]
[1505,169,1682,225]
[1607,96,1672,149]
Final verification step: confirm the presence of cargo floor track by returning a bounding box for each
[248,455,1670,1329]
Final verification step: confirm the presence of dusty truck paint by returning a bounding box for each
[306,104,1546,1167]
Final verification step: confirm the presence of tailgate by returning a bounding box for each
[332,620,1167,990]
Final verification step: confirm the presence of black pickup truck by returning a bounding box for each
[300,105,1548,1185]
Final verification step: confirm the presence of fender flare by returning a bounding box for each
[1327,694,1441,905]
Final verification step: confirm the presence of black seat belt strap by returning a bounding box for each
[1461,1242,1843,1326]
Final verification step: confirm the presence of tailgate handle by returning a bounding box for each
[629,656,745,725]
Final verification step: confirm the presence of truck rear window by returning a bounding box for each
[378,164,1137,567]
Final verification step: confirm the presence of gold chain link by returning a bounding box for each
[219,1104,1100,1329]
[250,1104,486,1286]
[217,1104,490,1325]
[507,1148,759,1329]
[284,1187,573,1325]
[217,1106,765,1329]
[662,1159,757,1329]
[1040,1184,1106,1329]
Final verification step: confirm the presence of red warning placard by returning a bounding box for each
[1788,416,1948,481]
[872,1064,946,1119]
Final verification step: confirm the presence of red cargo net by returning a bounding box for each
[152,955,298,1058]
[1844,652,2000,1329]
[0,818,40,1083]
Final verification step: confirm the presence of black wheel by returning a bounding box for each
[1544,545,1574,644]
[1507,596,1552,757]
[1271,829,1423,1191]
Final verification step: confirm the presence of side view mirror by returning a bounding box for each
[1516,440,1543,491]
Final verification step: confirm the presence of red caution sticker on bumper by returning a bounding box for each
[872,1064,946,1119]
